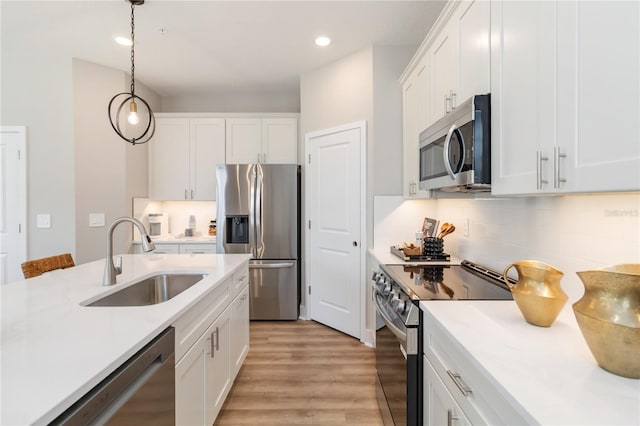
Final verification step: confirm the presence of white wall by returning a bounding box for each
[1,21,76,261]
[72,59,161,264]
[161,91,300,113]
[300,45,416,336]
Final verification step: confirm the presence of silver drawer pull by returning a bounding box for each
[447,409,459,426]
[447,370,472,396]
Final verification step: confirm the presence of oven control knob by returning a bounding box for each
[382,283,392,296]
[390,291,401,305]
[395,300,407,314]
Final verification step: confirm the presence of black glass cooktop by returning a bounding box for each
[381,260,513,301]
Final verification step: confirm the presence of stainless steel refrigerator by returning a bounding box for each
[216,164,300,320]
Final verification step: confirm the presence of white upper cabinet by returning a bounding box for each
[429,0,490,126]
[226,117,298,164]
[149,118,191,200]
[491,0,640,195]
[401,0,489,198]
[402,63,432,199]
[149,117,225,200]
[456,0,490,102]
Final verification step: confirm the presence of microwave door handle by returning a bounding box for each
[443,124,458,180]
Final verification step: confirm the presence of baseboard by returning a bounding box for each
[362,328,375,348]
[298,304,309,320]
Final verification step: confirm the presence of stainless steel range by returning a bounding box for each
[373,260,514,426]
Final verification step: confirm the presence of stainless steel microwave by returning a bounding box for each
[418,94,491,192]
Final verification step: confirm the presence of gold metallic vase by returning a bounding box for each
[503,260,567,327]
[574,264,640,379]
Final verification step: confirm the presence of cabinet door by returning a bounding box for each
[175,332,206,426]
[490,0,557,195]
[149,118,190,200]
[230,286,250,378]
[402,77,419,199]
[456,0,490,102]
[424,357,471,426]
[430,19,458,123]
[205,308,231,426]
[225,118,262,164]
[557,1,640,193]
[190,118,225,200]
[262,118,298,164]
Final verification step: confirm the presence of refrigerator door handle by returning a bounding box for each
[255,166,264,258]
[249,166,257,258]
[249,262,295,269]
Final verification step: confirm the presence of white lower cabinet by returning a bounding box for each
[174,263,249,425]
[176,308,230,425]
[230,286,249,378]
[132,242,216,254]
[424,356,471,426]
[423,312,529,425]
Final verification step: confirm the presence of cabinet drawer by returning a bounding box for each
[232,265,249,298]
[179,243,216,254]
[424,313,529,425]
[173,276,231,362]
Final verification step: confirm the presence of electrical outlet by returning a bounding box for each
[36,214,51,228]
[464,218,470,237]
[89,213,105,227]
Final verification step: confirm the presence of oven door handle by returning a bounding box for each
[374,293,407,347]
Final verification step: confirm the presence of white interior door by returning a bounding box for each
[307,122,364,339]
[0,127,27,284]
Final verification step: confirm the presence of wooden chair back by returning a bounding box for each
[21,253,75,279]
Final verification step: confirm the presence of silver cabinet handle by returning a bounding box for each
[257,153,261,163]
[214,326,220,351]
[207,331,215,358]
[249,262,295,269]
[447,370,472,396]
[184,189,188,200]
[536,150,549,190]
[447,409,459,426]
[191,189,194,199]
[445,94,450,114]
[554,146,567,188]
[450,90,457,109]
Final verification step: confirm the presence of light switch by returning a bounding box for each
[36,214,51,228]
[89,213,105,227]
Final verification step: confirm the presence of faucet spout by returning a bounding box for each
[103,217,156,286]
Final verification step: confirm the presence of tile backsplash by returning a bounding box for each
[374,193,640,301]
[132,198,217,239]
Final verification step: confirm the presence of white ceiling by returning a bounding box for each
[2,0,445,97]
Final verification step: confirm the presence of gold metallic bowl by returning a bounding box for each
[574,264,640,379]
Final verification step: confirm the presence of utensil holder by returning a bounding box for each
[423,237,444,256]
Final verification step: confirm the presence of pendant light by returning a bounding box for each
[108,0,155,145]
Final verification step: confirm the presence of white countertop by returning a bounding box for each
[369,248,461,266]
[0,253,250,425]
[419,301,640,425]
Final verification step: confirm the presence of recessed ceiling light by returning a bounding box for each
[115,36,132,46]
[315,36,331,47]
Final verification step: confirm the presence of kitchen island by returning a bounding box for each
[420,301,640,425]
[0,253,250,425]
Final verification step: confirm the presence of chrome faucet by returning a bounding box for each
[103,217,156,286]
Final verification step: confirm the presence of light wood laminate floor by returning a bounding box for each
[214,320,384,425]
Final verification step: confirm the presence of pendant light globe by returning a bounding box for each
[108,0,155,145]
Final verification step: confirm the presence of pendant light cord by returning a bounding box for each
[130,2,136,97]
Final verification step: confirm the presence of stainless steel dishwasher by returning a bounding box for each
[52,327,175,425]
